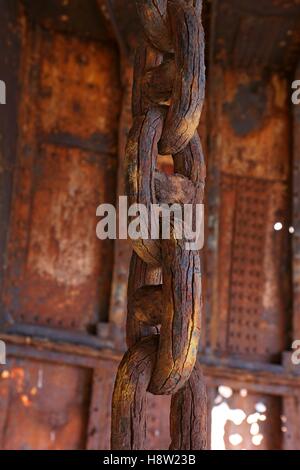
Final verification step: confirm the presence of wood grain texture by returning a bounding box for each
[148,237,202,395]
[142,58,175,106]
[135,1,203,53]
[112,0,206,449]
[170,362,207,450]
[126,252,161,348]
[132,39,163,117]
[111,336,158,450]
[154,171,197,205]
[158,0,205,155]
[126,120,205,395]
[135,0,173,52]
[126,107,164,265]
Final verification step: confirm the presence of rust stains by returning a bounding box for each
[223,81,267,136]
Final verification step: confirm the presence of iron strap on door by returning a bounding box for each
[111,0,207,450]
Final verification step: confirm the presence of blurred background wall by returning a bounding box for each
[0,0,300,450]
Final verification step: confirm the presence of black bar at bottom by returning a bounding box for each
[0,450,298,467]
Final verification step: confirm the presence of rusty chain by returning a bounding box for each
[111,0,207,450]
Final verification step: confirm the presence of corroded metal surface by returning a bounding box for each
[2,23,121,330]
[212,0,300,72]
[0,0,21,327]
[0,358,92,449]
[218,174,288,359]
[206,61,291,448]
[207,66,290,359]
[24,0,113,41]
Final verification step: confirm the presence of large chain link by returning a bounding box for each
[111,0,207,450]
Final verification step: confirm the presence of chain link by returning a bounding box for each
[111,0,207,450]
